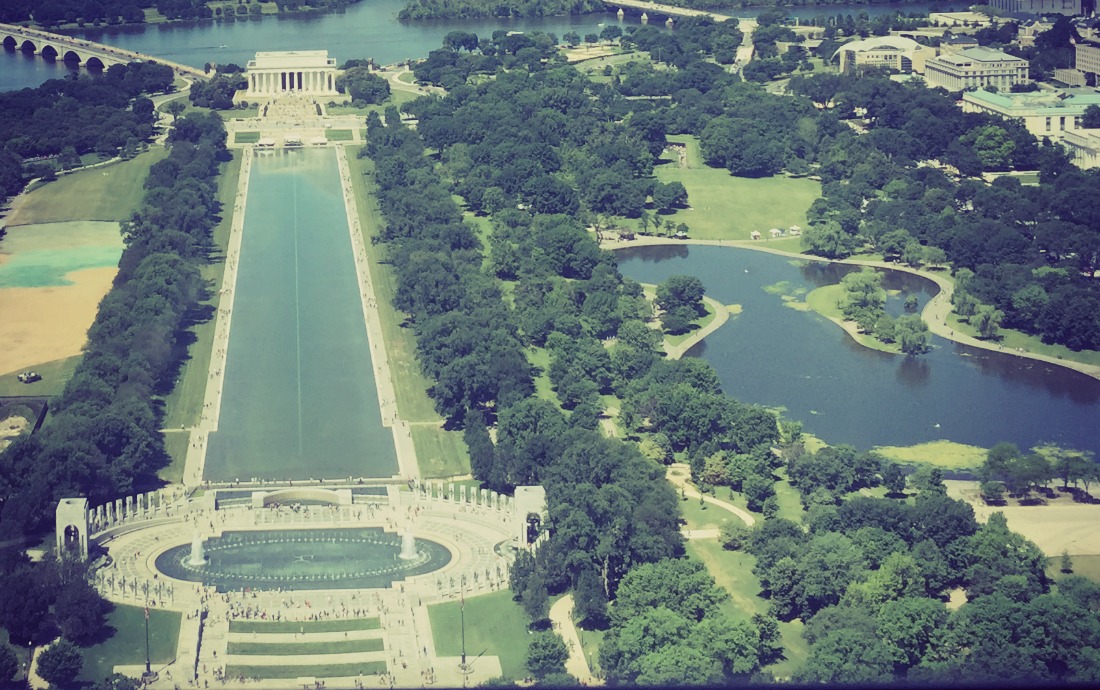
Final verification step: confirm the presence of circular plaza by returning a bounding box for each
[86,482,526,688]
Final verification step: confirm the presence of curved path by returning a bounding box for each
[549,595,600,685]
[664,294,730,360]
[666,463,755,527]
[605,236,1100,382]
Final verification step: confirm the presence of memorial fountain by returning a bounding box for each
[188,531,207,567]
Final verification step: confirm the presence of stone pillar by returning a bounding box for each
[114,499,123,522]
[136,494,144,516]
[459,485,466,504]
[448,483,456,502]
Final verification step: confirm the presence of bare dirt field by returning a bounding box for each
[0,267,115,376]
[946,480,1100,556]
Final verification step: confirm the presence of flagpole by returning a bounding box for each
[144,606,152,675]
[460,581,467,672]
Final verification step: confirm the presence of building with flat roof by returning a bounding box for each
[962,88,1100,141]
[939,35,979,54]
[987,0,1082,15]
[925,47,1029,91]
[1078,42,1100,79]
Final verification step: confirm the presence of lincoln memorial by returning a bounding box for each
[240,50,341,99]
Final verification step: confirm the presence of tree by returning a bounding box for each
[54,580,111,645]
[522,573,550,624]
[876,597,949,673]
[974,305,1003,340]
[656,275,706,317]
[336,67,390,105]
[36,639,83,688]
[573,568,609,629]
[1083,105,1100,129]
[600,25,623,44]
[720,521,752,551]
[882,462,906,495]
[1061,550,1073,574]
[526,631,569,679]
[895,315,931,355]
[652,181,687,213]
[0,644,17,684]
[563,31,581,47]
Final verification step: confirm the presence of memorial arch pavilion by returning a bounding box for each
[241,50,341,99]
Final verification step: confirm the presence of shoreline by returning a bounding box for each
[605,235,1100,382]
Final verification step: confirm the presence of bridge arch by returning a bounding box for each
[85,55,106,71]
[18,38,37,54]
[1,35,17,50]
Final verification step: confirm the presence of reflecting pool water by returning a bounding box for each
[155,528,451,591]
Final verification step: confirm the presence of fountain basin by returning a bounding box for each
[154,528,450,592]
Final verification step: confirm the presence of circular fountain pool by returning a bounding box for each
[155,528,451,592]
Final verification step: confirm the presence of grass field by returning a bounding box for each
[654,135,819,242]
[159,152,242,479]
[874,440,988,471]
[804,283,901,355]
[226,662,387,679]
[412,424,471,479]
[78,605,180,684]
[948,313,1100,368]
[326,129,354,141]
[7,149,167,226]
[227,639,384,655]
[772,471,805,523]
[229,619,381,634]
[234,131,261,144]
[428,590,531,681]
[1050,554,1100,584]
[685,540,807,678]
[0,355,81,395]
[345,150,470,476]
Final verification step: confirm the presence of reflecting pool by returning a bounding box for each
[155,528,450,592]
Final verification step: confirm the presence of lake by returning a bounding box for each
[617,244,1100,457]
[3,0,973,92]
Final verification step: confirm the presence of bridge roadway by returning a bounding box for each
[0,22,206,79]
[609,0,758,30]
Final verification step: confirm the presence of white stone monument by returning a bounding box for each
[513,486,547,548]
[240,50,341,100]
[55,498,89,561]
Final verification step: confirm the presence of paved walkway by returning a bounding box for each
[183,147,252,487]
[605,236,1100,382]
[666,463,755,527]
[548,595,600,686]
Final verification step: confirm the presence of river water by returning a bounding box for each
[617,244,1100,457]
[2,0,972,92]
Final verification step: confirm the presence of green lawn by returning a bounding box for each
[685,540,807,678]
[428,590,531,681]
[803,284,901,355]
[227,639,384,655]
[0,355,81,395]
[575,626,605,678]
[654,135,819,241]
[78,605,180,684]
[226,662,387,680]
[948,313,1100,369]
[7,149,168,226]
[234,131,261,144]
[1050,554,1100,584]
[229,619,380,634]
[412,424,471,479]
[326,129,354,141]
[159,152,243,472]
[772,472,805,523]
[526,346,563,407]
[345,150,470,477]
[874,440,988,471]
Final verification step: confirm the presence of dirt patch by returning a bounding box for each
[0,266,116,375]
[946,479,1100,556]
[0,415,28,452]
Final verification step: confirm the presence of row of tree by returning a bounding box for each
[0,111,230,536]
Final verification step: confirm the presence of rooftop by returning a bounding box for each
[935,47,1027,65]
[965,89,1100,113]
